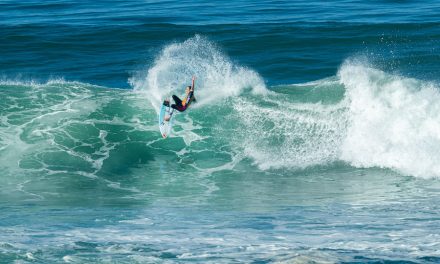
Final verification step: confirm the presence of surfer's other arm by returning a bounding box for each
[191,76,196,91]
[191,76,196,102]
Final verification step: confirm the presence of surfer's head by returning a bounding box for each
[186,86,191,93]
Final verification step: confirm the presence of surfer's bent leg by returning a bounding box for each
[172,95,182,106]
[171,95,185,112]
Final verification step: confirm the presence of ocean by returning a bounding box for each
[1,1,440,263]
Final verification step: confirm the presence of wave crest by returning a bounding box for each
[340,60,440,178]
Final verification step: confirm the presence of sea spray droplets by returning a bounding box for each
[130,35,267,111]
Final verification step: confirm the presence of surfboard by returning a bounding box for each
[158,100,174,138]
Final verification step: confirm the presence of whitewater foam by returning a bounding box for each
[339,60,440,178]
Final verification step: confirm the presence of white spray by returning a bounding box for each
[129,35,267,111]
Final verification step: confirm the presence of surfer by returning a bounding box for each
[163,76,196,121]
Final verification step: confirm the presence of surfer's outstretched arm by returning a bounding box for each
[191,76,196,91]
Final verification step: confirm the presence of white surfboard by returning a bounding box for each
[158,100,175,138]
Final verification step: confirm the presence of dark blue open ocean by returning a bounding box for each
[2,1,440,263]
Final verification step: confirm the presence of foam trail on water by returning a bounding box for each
[0,79,156,197]
[129,35,267,111]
